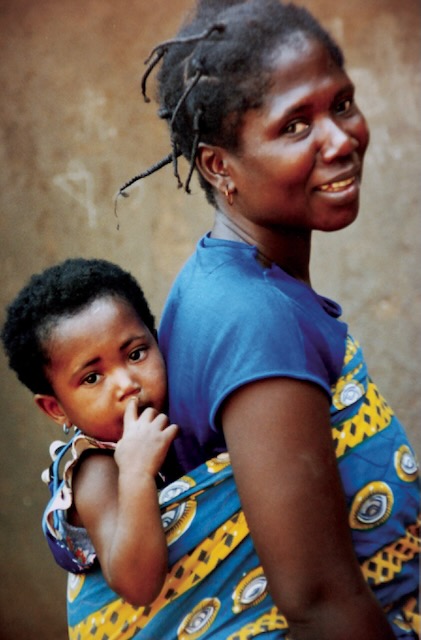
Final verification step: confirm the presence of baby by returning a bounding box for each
[1,257,178,606]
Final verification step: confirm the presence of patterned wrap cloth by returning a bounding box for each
[42,336,420,639]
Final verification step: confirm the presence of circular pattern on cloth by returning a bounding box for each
[349,481,394,530]
[232,566,268,613]
[67,573,85,603]
[394,445,419,482]
[177,598,221,639]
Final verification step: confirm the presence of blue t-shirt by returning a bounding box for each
[159,234,420,620]
[159,234,347,476]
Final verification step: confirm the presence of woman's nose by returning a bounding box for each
[319,118,358,163]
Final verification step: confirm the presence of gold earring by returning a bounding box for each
[224,186,234,206]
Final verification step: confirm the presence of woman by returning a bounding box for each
[122,1,419,638]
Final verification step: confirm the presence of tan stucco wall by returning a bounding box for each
[0,1,419,637]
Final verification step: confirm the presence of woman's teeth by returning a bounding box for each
[319,176,355,192]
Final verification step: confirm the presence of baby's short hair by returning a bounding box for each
[1,258,156,395]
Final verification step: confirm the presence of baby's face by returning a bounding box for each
[44,296,167,442]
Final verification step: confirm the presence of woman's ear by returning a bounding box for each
[34,394,68,427]
[196,143,232,192]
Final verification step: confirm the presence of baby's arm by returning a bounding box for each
[72,402,178,606]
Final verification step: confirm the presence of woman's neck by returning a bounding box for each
[211,209,312,285]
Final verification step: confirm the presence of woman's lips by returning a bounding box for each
[317,176,356,193]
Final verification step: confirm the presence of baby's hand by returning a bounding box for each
[114,400,178,479]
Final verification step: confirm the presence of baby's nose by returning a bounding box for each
[115,369,141,399]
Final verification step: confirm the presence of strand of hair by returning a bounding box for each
[184,108,203,193]
[170,138,183,188]
[141,49,166,102]
[141,23,225,103]
[170,67,202,130]
[114,151,182,222]
[144,23,225,66]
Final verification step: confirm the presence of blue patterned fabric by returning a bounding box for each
[66,453,291,639]
[42,339,420,639]
[330,336,419,626]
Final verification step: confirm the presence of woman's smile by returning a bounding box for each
[314,172,362,205]
[317,175,356,193]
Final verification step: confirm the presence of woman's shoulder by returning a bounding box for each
[168,236,304,312]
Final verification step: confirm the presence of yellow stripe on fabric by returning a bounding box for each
[343,335,359,366]
[226,606,288,639]
[332,380,394,459]
[397,596,421,635]
[69,512,249,640]
[161,511,249,597]
[361,517,420,587]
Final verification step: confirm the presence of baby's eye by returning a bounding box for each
[335,97,354,115]
[283,120,309,136]
[82,372,101,385]
[129,347,147,362]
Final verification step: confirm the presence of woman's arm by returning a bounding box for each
[72,404,178,606]
[222,377,395,640]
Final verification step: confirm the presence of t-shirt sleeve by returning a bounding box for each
[162,270,345,434]
[204,284,337,429]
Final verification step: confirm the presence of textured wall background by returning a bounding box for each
[0,1,419,637]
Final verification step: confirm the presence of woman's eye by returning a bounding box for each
[283,120,309,136]
[82,373,100,385]
[129,347,147,362]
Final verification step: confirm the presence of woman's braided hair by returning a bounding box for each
[118,0,343,206]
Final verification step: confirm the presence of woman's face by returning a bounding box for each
[223,36,370,235]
